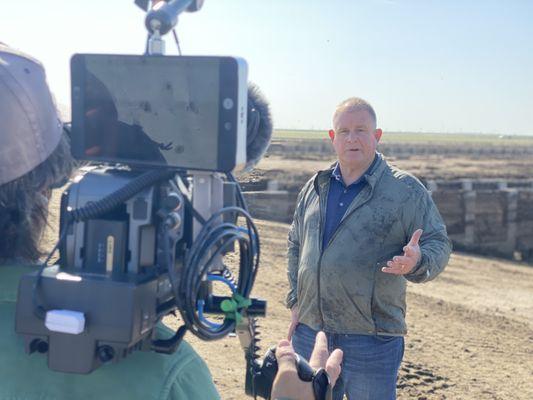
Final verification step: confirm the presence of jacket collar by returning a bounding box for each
[313,152,387,196]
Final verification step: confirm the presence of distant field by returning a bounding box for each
[274,129,533,146]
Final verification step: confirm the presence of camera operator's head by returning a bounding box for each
[0,44,74,264]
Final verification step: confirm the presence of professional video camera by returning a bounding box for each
[15,0,265,377]
[15,1,331,398]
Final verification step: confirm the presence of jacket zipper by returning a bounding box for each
[317,184,374,329]
[316,184,328,329]
[314,159,380,329]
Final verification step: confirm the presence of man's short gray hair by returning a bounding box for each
[333,97,377,127]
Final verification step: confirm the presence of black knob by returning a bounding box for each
[163,192,182,211]
[30,339,49,354]
[97,345,115,363]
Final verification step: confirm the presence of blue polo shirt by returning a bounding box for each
[322,155,378,250]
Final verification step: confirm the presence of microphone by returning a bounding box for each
[245,83,273,172]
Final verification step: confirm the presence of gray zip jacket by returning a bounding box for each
[286,153,452,335]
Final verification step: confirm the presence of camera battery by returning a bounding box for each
[84,219,128,274]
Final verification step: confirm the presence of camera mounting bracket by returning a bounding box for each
[141,0,204,55]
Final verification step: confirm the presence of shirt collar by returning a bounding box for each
[331,153,379,187]
[331,163,343,182]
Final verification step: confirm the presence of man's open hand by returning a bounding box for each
[382,229,423,275]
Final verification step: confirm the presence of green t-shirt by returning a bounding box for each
[0,265,220,400]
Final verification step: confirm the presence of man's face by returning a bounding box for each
[330,108,382,169]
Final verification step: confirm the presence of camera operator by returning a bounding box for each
[1,42,344,400]
[0,43,219,400]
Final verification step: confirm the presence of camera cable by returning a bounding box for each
[179,206,259,340]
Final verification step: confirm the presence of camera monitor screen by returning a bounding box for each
[71,54,247,172]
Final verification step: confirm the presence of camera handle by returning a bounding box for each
[245,345,333,400]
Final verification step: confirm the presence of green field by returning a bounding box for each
[273,129,533,146]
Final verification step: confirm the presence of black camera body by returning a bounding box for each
[16,168,188,373]
[15,146,269,373]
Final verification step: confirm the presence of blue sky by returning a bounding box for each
[2,0,532,135]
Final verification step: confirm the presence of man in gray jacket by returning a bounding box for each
[286,97,452,400]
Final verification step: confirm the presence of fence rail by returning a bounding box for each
[267,139,533,158]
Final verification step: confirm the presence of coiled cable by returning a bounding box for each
[176,173,260,340]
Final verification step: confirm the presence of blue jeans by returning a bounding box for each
[292,324,404,400]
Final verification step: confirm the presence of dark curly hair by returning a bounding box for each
[0,133,75,263]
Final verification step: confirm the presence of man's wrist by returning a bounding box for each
[406,252,426,277]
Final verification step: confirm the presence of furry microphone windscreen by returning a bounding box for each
[244,82,273,172]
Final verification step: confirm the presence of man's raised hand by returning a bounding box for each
[382,229,423,275]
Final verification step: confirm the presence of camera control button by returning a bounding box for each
[223,98,234,110]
